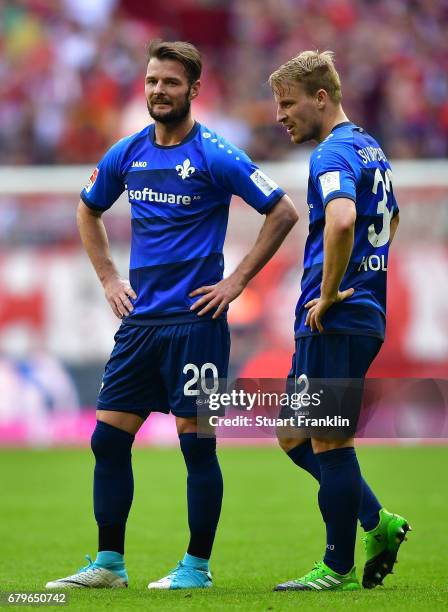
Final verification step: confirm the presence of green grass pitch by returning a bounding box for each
[1,445,447,611]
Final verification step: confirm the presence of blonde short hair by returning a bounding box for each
[269,50,342,104]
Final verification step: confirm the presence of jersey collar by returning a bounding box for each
[149,121,200,149]
[330,121,354,133]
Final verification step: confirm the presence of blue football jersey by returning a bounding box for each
[295,121,399,340]
[81,122,285,324]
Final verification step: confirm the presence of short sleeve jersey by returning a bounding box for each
[295,121,399,340]
[81,122,285,324]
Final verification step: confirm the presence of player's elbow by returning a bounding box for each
[325,198,356,235]
[333,214,356,234]
[272,194,299,228]
[326,200,356,234]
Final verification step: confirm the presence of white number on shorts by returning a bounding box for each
[200,362,220,394]
[183,362,219,396]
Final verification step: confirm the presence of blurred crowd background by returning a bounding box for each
[0,0,447,445]
[2,0,448,165]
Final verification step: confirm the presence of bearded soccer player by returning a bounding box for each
[45,40,297,590]
[269,51,410,592]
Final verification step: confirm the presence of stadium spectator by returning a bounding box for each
[1,0,447,164]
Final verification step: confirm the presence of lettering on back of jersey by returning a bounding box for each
[358,254,388,272]
[85,167,99,193]
[250,169,278,196]
[319,171,340,199]
[357,146,388,165]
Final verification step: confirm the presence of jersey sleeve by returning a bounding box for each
[80,139,128,211]
[310,145,358,207]
[206,141,285,214]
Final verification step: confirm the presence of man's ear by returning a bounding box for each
[189,80,201,100]
[316,88,328,109]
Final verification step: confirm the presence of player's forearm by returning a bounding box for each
[77,202,120,287]
[321,220,354,300]
[232,195,298,285]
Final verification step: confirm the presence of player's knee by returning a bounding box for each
[311,437,354,454]
[276,429,298,453]
[277,438,295,453]
[91,420,134,461]
[176,416,198,435]
[179,433,217,467]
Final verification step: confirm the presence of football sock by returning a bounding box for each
[94,550,125,572]
[315,447,362,575]
[287,439,321,479]
[179,433,223,560]
[91,420,135,555]
[287,441,381,531]
[182,552,209,571]
[359,480,382,531]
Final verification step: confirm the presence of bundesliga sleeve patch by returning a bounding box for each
[250,169,278,197]
[319,171,341,199]
[85,167,99,193]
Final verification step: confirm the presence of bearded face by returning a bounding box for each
[145,57,197,127]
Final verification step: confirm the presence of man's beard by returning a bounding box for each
[293,124,320,145]
[147,93,191,125]
[300,117,322,144]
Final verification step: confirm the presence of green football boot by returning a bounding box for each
[274,560,360,591]
[362,508,411,589]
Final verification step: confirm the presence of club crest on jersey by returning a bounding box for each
[176,158,196,180]
[85,167,99,193]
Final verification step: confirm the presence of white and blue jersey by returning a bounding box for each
[81,122,285,325]
[296,121,399,340]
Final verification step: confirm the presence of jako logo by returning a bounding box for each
[176,158,195,180]
[132,161,147,168]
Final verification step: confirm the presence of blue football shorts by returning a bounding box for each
[290,334,382,379]
[281,334,383,437]
[97,318,230,419]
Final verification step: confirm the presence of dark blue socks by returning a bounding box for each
[90,424,222,561]
[358,480,382,531]
[287,440,321,479]
[315,447,362,575]
[91,420,135,554]
[287,440,381,531]
[179,433,223,561]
